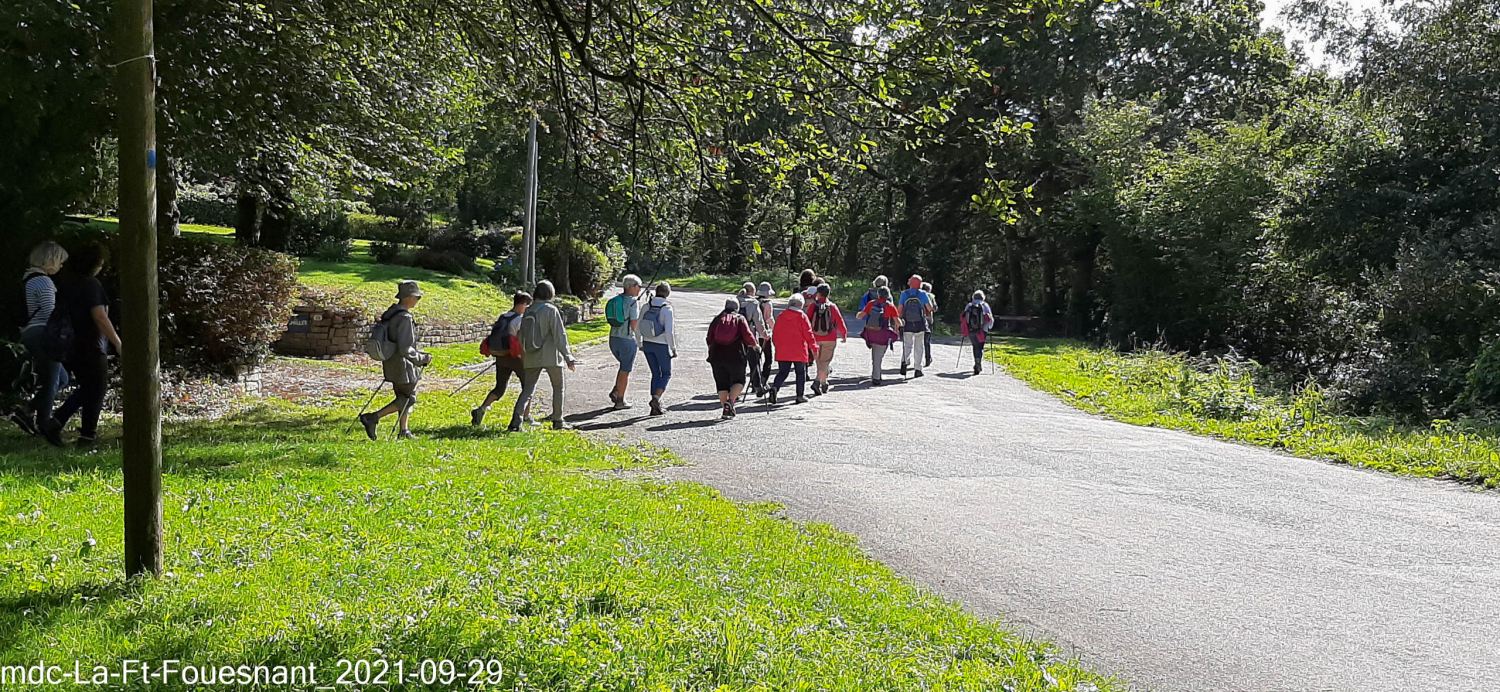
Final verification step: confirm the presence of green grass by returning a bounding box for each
[992,337,1500,487]
[1,389,1117,691]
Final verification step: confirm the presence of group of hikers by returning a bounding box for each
[352,268,996,436]
[9,240,995,444]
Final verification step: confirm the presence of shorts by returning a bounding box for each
[392,382,418,408]
[710,355,747,392]
[609,336,638,372]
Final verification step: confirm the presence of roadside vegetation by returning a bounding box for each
[993,338,1500,487]
[0,391,1118,691]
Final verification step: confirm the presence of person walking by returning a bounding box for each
[804,283,847,395]
[470,291,531,426]
[857,285,901,385]
[737,282,769,396]
[511,280,578,431]
[359,280,431,441]
[921,281,938,368]
[798,269,820,300]
[604,274,643,410]
[640,282,677,416]
[897,274,933,378]
[859,275,889,313]
[769,293,818,404]
[12,242,69,441]
[756,282,777,392]
[960,290,996,375]
[41,242,121,447]
[706,297,758,418]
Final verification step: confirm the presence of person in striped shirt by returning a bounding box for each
[12,242,70,441]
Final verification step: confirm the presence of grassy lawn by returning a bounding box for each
[992,337,1500,487]
[1,389,1116,691]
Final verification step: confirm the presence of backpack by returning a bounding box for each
[364,311,399,361]
[964,303,986,334]
[640,301,667,338]
[863,300,891,331]
[901,292,927,331]
[484,312,523,358]
[710,313,742,346]
[811,301,834,336]
[520,305,546,351]
[605,294,629,328]
[22,273,74,361]
[737,296,761,330]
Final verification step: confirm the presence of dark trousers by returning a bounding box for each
[924,330,934,362]
[55,351,107,438]
[760,338,774,381]
[771,361,808,398]
[488,359,523,400]
[970,334,985,366]
[21,328,68,422]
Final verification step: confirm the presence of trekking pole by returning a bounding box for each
[955,337,964,370]
[345,380,386,436]
[452,360,496,396]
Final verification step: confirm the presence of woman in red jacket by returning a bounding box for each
[769,293,819,404]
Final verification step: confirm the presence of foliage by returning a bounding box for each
[509,234,617,299]
[0,341,37,419]
[396,248,478,277]
[993,337,1500,487]
[1463,341,1500,412]
[157,238,300,376]
[0,392,1118,691]
[297,258,512,326]
[176,183,238,227]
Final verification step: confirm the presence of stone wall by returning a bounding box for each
[272,299,600,359]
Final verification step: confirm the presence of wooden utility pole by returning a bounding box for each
[116,0,164,578]
[521,117,539,286]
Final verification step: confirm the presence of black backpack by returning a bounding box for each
[811,301,834,336]
[487,312,523,358]
[901,292,926,331]
[964,303,986,334]
[21,272,74,361]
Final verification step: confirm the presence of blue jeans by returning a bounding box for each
[642,341,672,394]
[20,327,68,421]
[609,336,638,373]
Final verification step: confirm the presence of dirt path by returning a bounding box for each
[560,288,1500,692]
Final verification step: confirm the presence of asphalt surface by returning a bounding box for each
[558,288,1500,692]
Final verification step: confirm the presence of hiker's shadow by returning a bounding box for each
[573,416,653,432]
[566,406,617,423]
[935,372,977,380]
[646,419,722,432]
[669,402,725,412]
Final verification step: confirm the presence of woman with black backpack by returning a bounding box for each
[706,297,758,419]
[470,291,531,426]
[13,242,70,441]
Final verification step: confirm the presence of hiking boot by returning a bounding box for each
[925,357,933,368]
[9,411,38,437]
[974,363,983,375]
[397,430,418,440]
[613,398,633,411]
[76,434,97,448]
[794,395,808,404]
[470,407,487,426]
[913,370,925,379]
[649,398,664,417]
[727,402,737,418]
[551,420,571,431]
[767,389,778,405]
[506,419,523,433]
[359,412,379,441]
[39,417,63,447]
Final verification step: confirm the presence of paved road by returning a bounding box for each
[557,288,1500,692]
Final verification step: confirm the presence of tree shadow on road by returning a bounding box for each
[646,419,723,432]
[573,416,654,432]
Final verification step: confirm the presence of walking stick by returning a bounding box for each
[955,335,964,370]
[345,380,386,436]
[452,360,496,396]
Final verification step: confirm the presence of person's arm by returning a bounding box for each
[983,304,995,333]
[92,306,122,353]
[739,317,757,349]
[832,304,848,340]
[554,306,575,367]
[664,304,677,355]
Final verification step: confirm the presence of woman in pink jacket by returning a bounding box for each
[803,283,848,395]
[769,293,819,405]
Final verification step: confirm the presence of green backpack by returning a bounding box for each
[605,295,629,328]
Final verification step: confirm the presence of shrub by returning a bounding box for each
[285,204,353,258]
[158,238,300,376]
[310,239,352,262]
[370,240,403,264]
[1463,340,1500,411]
[177,183,238,227]
[348,213,402,241]
[397,248,477,276]
[508,233,614,298]
[489,257,523,289]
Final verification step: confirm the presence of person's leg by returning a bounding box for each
[817,340,836,383]
[609,337,636,404]
[511,367,541,427]
[771,361,791,390]
[924,330,933,365]
[794,362,807,399]
[761,338,774,382]
[547,366,565,423]
[395,383,417,434]
[871,343,886,382]
[473,362,512,424]
[972,335,985,368]
[75,352,108,440]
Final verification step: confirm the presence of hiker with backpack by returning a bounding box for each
[706,297,759,418]
[358,280,431,441]
[897,275,934,378]
[798,269,821,300]
[511,280,578,431]
[38,242,121,447]
[921,281,937,368]
[604,274,644,410]
[856,285,901,384]
[736,282,769,395]
[12,242,71,442]
[769,293,819,405]
[803,283,848,395]
[470,291,531,426]
[959,290,996,375]
[755,282,777,393]
[639,282,677,416]
[859,275,889,313]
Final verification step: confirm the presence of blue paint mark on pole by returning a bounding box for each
[146,149,157,169]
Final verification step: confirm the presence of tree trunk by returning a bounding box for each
[259,197,293,252]
[1067,232,1100,336]
[556,223,573,296]
[789,180,804,273]
[1007,229,1027,315]
[155,146,180,237]
[235,191,259,246]
[1040,239,1060,320]
[117,0,163,579]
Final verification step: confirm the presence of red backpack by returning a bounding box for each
[711,313,742,346]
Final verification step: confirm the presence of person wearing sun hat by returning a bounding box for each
[359,279,432,441]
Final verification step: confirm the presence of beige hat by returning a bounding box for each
[396,280,423,299]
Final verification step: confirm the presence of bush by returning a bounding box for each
[1463,340,1500,411]
[369,240,403,264]
[508,233,614,298]
[348,213,403,242]
[158,238,300,376]
[489,257,523,289]
[285,204,353,258]
[397,248,477,276]
[177,184,238,227]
